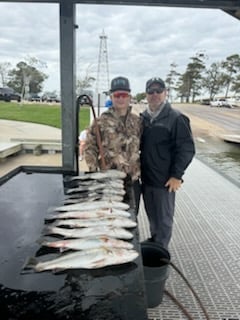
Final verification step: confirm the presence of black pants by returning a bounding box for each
[142,184,175,249]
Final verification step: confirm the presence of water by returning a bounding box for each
[195,136,240,186]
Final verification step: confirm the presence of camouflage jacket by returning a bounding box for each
[85,107,141,181]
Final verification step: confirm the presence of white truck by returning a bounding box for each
[210,98,234,108]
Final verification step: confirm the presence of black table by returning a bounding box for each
[0,167,148,320]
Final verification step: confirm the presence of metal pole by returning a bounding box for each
[60,1,77,173]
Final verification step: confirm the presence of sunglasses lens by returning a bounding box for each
[113,92,129,98]
[147,88,164,94]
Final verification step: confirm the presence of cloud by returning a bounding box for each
[0,3,239,94]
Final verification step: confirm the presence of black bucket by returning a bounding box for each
[141,241,170,308]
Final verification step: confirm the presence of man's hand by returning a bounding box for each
[165,177,182,192]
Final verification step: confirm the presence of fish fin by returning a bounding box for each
[90,258,107,269]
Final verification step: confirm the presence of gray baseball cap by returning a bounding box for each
[146,77,166,91]
[110,76,131,93]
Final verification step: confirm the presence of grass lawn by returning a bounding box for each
[0,101,90,131]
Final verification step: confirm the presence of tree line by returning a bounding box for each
[136,53,240,103]
[0,57,95,99]
[166,53,240,103]
[1,54,240,102]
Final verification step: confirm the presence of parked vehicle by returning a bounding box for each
[0,87,21,102]
[200,99,210,105]
[28,94,41,102]
[210,98,234,108]
[42,94,60,103]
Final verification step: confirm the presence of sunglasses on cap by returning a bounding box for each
[112,92,130,99]
[147,88,165,95]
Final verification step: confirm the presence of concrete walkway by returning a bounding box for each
[0,119,61,141]
[0,120,89,176]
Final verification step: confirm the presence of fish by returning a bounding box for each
[96,188,125,196]
[66,183,107,194]
[53,200,129,212]
[38,236,134,252]
[45,208,131,220]
[70,170,126,181]
[49,217,137,228]
[63,195,124,205]
[42,225,134,240]
[68,179,124,190]
[71,179,124,192]
[23,247,138,272]
[66,186,125,196]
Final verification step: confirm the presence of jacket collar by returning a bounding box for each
[141,101,171,122]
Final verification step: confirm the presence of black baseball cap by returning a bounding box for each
[146,77,166,91]
[110,76,131,93]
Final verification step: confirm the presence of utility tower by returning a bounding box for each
[96,30,110,94]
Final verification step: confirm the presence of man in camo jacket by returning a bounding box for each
[85,76,141,209]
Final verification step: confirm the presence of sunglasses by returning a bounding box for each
[113,92,130,99]
[147,88,165,95]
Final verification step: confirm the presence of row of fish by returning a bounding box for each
[63,170,127,204]
[23,170,139,273]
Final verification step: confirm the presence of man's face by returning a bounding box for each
[146,84,167,111]
[111,91,131,111]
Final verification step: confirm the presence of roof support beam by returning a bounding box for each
[0,0,240,10]
[59,1,77,173]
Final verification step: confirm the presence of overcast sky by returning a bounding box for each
[0,2,239,95]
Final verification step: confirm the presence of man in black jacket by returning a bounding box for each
[140,77,195,249]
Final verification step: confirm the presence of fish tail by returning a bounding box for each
[46,221,60,228]
[42,225,54,235]
[22,256,39,272]
[44,215,57,222]
[36,237,48,246]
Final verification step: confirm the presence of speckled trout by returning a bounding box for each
[23,247,138,272]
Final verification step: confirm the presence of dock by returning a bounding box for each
[0,144,239,319]
[138,158,240,320]
[0,142,22,161]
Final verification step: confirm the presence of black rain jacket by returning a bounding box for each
[140,102,195,188]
